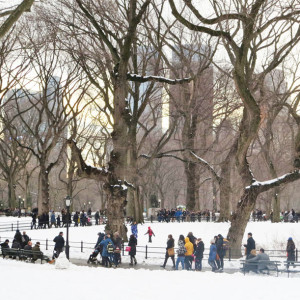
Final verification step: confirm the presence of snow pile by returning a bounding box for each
[55,252,70,269]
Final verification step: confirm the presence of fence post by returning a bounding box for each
[296,248,298,262]
[145,245,148,259]
[46,239,48,250]
[81,241,83,252]
[17,221,19,230]
[122,242,125,256]
[11,223,13,231]
[228,247,231,261]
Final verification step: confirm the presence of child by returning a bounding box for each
[144,226,155,243]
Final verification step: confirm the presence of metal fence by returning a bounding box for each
[0,234,297,262]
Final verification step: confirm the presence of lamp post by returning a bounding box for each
[18,196,22,218]
[65,196,71,260]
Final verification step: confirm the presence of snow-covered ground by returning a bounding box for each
[1,216,300,300]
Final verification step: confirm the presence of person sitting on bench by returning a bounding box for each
[246,248,270,273]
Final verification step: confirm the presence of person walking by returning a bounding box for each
[243,232,256,259]
[53,232,65,259]
[286,237,296,268]
[161,234,175,269]
[208,239,217,272]
[175,235,186,270]
[131,221,138,239]
[194,238,204,271]
[216,234,225,271]
[128,234,137,265]
[100,234,114,267]
[184,237,194,270]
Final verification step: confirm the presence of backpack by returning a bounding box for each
[223,238,229,251]
[107,242,114,254]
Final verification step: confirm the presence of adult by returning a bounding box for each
[216,234,225,270]
[246,248,270,273]
[286,237,296,268]
[24,241,33,251]
[243,232,256,259]
[73,211,79,227]
[128,234,137,265]
[175,235,186,270]
[187,232,196,251]
[0,239,9,250]
[100,234,114,267]
[50,211,56,228]
[53,232,65,259]
[112,232,122,267]
[21,231,30,249]
[31,213,37,229]
[13,230,22,245]
[208,239,217,272]
[32,242,54,264]
[95,211,100,225]
[194,238,204,271]
[243,249,257,273]
[161,234,175,269]
[184,237,193,270]
[131,221,138,239]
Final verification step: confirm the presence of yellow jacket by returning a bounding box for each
[184,237,193,256]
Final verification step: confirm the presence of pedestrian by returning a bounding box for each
[161,234,175,269]
[100,234,114,267]
[128,234,137,265]
[208,239,217,272]
[144,226,155,243]
[56,215,61,227]
[53,231,65,259]
[286,237,296,268]
[131,221,138,239]
[112,232,122,267]
[243,232,256,259]
[216,234,225,270]
[31,213,36,229]
[194,238,204,271]
[175,235,186,270]
[184,237,194,270]
[73,211,79,227]
[95,211,100,225]
[50,211,56,228]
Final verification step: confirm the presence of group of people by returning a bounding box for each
[159,232,228,272]
[155,208,219,223]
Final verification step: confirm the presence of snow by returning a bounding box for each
[1,216,300,299]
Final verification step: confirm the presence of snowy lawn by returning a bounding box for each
[0,258,298,300]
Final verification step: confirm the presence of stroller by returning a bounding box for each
[87,245,102,264]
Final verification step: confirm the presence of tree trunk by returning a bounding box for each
[272,188,281,222]
[185,162,198,210]
[8,181,16,209]
[38,163,50,215]
[227,188,258,257]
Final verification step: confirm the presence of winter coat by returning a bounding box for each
[184,237,193,256]
[100,238,114,257]
[287,241,296,261]
[21,234,30,248]
[53,235,65,249]
[166,238,175,250]
[14,231,22,245]
[95,233,105,248]
[194,241,204,259]
[177,240,187,257]
[247,252,270,271]
[0,242,9,249]
[216,236,225,257]
[244,237,255,256]
[32,244,42,261]
[145,227,154,236]
[112,236,122,250]
[24,245,32,251]
[51,213,56,223]
[128,236,137,256]
[131,224,138,238]
[208,244,217,261]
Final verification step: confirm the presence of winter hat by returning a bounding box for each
[210,239,215,244]
[288,237,293,241]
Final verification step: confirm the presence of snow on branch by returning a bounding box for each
[246,170,300,193]
[127,73,193,85]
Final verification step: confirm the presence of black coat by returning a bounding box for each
[166,238,175,250]
[128,236,137,256]
[194,241,204,259]
[53,235,65,249]
[244,237,255,255]
[22,234,30,248]
[216,236,225,257]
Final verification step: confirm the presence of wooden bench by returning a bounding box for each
[281,261,300,277]
[240,260,281,276]
[1,248,49,264]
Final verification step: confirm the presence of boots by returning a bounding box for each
[134,257,137,265]
[129,257,133,265]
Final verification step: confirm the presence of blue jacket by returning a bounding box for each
[100,238,114,257]
[51,214,56,222]
[131,224,138,238]
[208,244,217,261]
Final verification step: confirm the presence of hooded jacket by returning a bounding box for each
[184,237,193,256]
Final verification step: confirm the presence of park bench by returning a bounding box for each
[281,261,300,277]
[1,248,49,264]
[240,260,281,276]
